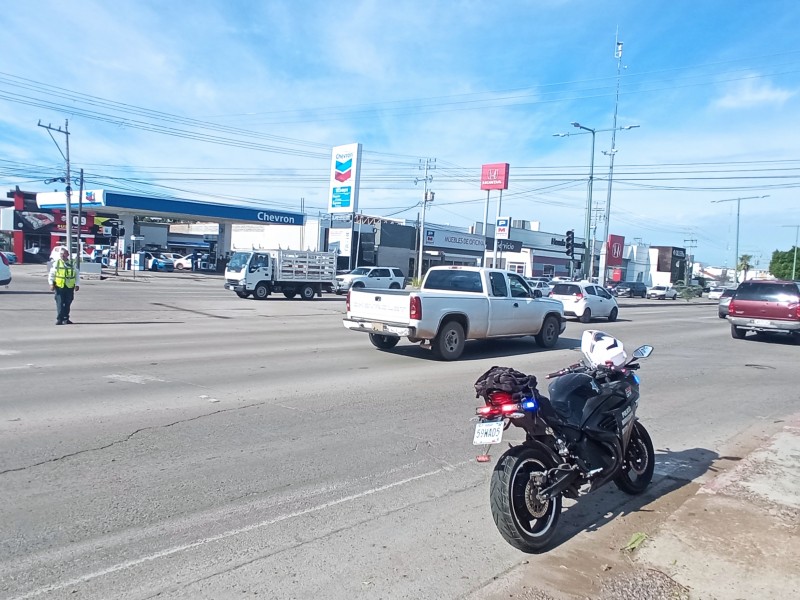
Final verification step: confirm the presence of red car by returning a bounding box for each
[727,280,800,342]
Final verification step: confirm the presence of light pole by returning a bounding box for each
[781,224,800,280]
[711,195,769,283]
[554,123,639,280]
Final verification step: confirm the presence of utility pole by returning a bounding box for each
[711,195,769,283]
[415,158,435,282]
[683,236,697,284]
[781,224,800,280]
[38,120,73,256]
[598,35,624,287]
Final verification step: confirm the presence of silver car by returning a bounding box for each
[718,288,736,318]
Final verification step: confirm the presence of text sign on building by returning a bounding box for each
[487,238,522,253]
[495,216,510,239]
[328,143,363,214]
[606,234,625,267]
[423,229,486,251]
[480,163,510,191]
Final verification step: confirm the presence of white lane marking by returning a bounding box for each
[0,349,21,356]
[105,373,164,384]
[13,460,470,599]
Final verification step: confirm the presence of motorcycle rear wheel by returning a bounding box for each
[614,421,655,495]
[490,445,562,553]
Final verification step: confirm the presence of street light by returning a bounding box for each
[781,224,800,280]
[553,124,639,280]
[711,195,770,283]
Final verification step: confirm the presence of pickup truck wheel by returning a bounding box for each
[731,324,747,339]
[236,291,249,299]
[579,308,592,323]
[369,333,400,350]
[534,316,560,348]
[300,284,315,300]
[254,283,270,300]
[432,321,465,361]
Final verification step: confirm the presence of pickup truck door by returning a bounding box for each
[487,272,540,336]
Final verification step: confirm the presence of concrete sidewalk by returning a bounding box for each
[635,415,800,599]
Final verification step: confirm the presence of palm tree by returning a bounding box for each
[738,254,753,282]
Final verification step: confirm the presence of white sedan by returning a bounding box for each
[174,255,193,270]
[707,287,726,300]
[647,285,678,300]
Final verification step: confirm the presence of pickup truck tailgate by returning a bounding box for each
[348,289,411,323]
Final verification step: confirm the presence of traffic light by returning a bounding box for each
[565,230,575,257]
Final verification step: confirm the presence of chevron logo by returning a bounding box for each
[335,158,352,182]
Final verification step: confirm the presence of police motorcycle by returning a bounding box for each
[472,331,655,553]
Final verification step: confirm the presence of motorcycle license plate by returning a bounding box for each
[473,420,504,445]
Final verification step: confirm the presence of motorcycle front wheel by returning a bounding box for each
[614,421,655,495]
[490,445,562,553]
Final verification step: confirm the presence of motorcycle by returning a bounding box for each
[472,331,655,553]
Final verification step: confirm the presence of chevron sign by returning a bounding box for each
[335,158,352,182]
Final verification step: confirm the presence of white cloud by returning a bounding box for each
[714,77,796,109]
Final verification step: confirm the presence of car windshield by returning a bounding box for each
[349,268,370,275]
[652,286,665,291]
[227,252,251,272]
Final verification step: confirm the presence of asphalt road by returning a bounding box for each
[1,266,797,600]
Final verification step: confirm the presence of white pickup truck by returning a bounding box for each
[343,266,566,360]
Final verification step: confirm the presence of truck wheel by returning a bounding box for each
[369,333,400,350]
[731,324,747,339]
[283,291,296,299]
[300,284,315,300]
[389,283,401,289]
[534,316,560,348]
[254,283,270,300]
[432,321,465,361]
[236,291,250,299]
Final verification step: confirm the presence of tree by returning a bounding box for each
[769,247,798,280]
[737,254,753,282]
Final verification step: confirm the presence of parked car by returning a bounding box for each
[728,280,800,341]
[525,278,552,296]
[0,251,11,287]
[549,281,619,323]
[707,286,727,301]
[334,266,406,294]
[174,255,193,270]
[647,285,678,300]
[144,252,175,272]
[1,250,17,264]
[613,281,648,298]
[718,287,737,319]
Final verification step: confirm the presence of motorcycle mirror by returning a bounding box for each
[632,345,653,359]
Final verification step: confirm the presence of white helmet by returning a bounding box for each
[581,330,627,368]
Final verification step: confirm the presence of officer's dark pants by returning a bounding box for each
[54,286,75,323]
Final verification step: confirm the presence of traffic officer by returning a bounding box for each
[48,247,80,325]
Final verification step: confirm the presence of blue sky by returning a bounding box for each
[2,0,800,269]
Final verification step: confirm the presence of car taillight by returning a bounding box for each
[728,299,736,314]
[410,296,422,320]
[346,290,351,312]
[574,293,583,300]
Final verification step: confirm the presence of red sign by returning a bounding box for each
[606,234,625,267]
[52,210,95,234]
[480,163,510,190]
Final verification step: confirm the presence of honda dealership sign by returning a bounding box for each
[329,143,363,214]
[606,234,625,267]
[480,163,510,190]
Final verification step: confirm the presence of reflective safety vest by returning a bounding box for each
[54,260,77,289]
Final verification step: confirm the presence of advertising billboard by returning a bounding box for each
[495,216,510,239]
[328,227,352,255]
[606,234,625,267]
[329,143,363,214]
[480,163,510,191]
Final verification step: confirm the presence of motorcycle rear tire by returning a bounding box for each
[490,445,562,553]
[614,421,655,495]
